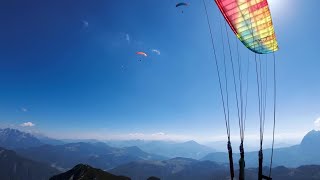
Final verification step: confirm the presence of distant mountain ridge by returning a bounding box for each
[106,140,215,159]
[300,130,320,151]
[17,142,166,171]
[0,146,59,180]
[0,128,215,160]
[0,128,320,179]
[111,157,229,180]
[111,157,320,180]
[3,128,320,169]
[202,130,320,167]
[0,128,43,149]
[50,162,320,180]
[34,134,65,146]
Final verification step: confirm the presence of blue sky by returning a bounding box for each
[0,0,319,144]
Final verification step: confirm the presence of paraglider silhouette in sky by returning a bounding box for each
[176,2,189,13]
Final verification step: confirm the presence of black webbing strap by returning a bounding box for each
[228,140,235,180]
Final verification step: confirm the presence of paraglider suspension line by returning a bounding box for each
[269,52,277,177]
[202,0,234,179]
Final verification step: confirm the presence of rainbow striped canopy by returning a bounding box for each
[215,0,278,54]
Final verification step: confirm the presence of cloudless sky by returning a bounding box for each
[0,0,319,144]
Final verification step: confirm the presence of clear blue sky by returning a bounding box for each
[0,0,319,143]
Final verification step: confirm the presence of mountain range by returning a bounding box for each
[49,161,320,180]
[2,146,320,180]
[1,128,320,169]
[0,128,166,171]
[201,130,320,167]
[110,158,320,180]
[111,157,229,180]
[17,142,165,171]
[0,128,43,149]
[106,139,215,159]
[0,128,320,179]
[0,146,59,180]
[0,128,215,160]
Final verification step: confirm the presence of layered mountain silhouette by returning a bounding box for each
[50,164,130,180]
[17,142,166,171]
[0,147,59,180]
[50,162,320,180]
[34,134,65,146]
[202,130,320,167]
[0,128,320,179]
[244,165,320,180]
[111,158,320,180]
[106,140,215,159]
[0,128,66,149]
[111,157,229,180]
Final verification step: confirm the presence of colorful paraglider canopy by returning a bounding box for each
[136,52,147,57]
[176,2,188,7]
[215,0,278,54]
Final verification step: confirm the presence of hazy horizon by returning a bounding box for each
[0,125,311,151]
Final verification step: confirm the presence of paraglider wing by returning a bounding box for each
[215,0,278,54]
[176,2,188,7]
[136,52,147,57]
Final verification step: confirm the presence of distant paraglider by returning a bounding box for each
[136,51,147,57]
[176,2,189,13]
[136,51,147,61]
[175,2,188,7]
